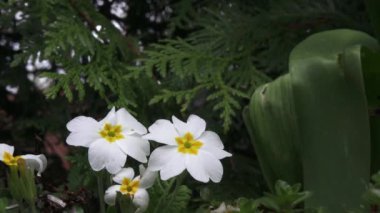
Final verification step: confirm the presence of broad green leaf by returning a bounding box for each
[243,74,302,191]
[289,29,378,212]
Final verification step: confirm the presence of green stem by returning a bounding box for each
[96,171,106,213]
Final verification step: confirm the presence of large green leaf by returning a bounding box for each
[289,29,378,212]
[243,74,302,191]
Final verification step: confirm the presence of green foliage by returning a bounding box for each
[147,178,192,213]
[132,37,259,131]
[238,180,311,213]
[245,29,380,212]
[66,151,97,191]
[0,198,7,213]
[238,198,261,213]
[243,74,302,191]
[257,180,311,212]
[363,171,380,205]
[1,0,380,212]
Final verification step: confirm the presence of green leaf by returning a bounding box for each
[148,180,191,213]
[289,29,378,212]
[0,198,7,213]
[256,180,311,212]
[238,198,261,213]
[243,74,302,190]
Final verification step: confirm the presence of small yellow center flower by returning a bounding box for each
[120,178,140,196]
[99,123,124,143]
[3,152,21,166]
[176,132,203,155]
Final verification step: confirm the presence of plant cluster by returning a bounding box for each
[1,0,380,212]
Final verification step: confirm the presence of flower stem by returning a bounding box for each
[96,171,106,213]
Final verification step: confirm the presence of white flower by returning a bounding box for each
[66,107,150,174]
[0,143,47,176]
[143,115,232,183]
[104,165,157,212]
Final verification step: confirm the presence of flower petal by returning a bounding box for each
[116,137,148,163]
[88,139,126,174]
[133,189,149,213]
[113,167,135,184]
[160,152,186,180]
[198,131,224,149]
[203,147,232,160]
[139,166,157,189]
[147,146,177,171]
[185,154,209,183]
[66,116,101,147]
[199,151,223,183]
[0,144,14,162]
[172,115,206,138]
[66,116,100,132]
[21,154,47,176]
[143,119,178,145]
[116,108,147,135]
[100,107,117,125]
[66,132,100,148]
[104,185,120,206]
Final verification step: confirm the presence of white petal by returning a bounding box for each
[143,119,178,145]
[116,137,148,163]
[21,154,47,176]
[104,185,120,206]
[185,155,209,183]
[160,152,186,180]
[172,115,206,139]
[88,139,126,174]
[133,189,149,213]
[113,167,135,184]
[0,144,14,162]
[202,147,232,160]
[199,151,223,183]
[66,132,100,148]
[66,116,101,147]
[147,146,177,171]
[140,167,157,189]
[171,116,187,135]
[66,116,100,132]
[116,108,147,135]
[100,107,117,125]
[198,131,224,149]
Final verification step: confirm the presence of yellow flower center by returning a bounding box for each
[99,123,124,143]
[3,152,22,166]
[120,178,140,196]
[176,132,203,155]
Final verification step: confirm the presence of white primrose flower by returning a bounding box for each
[0,143,47,176]
[104,165,157,212]
[66,107,150,174]
[144,115,232,183]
